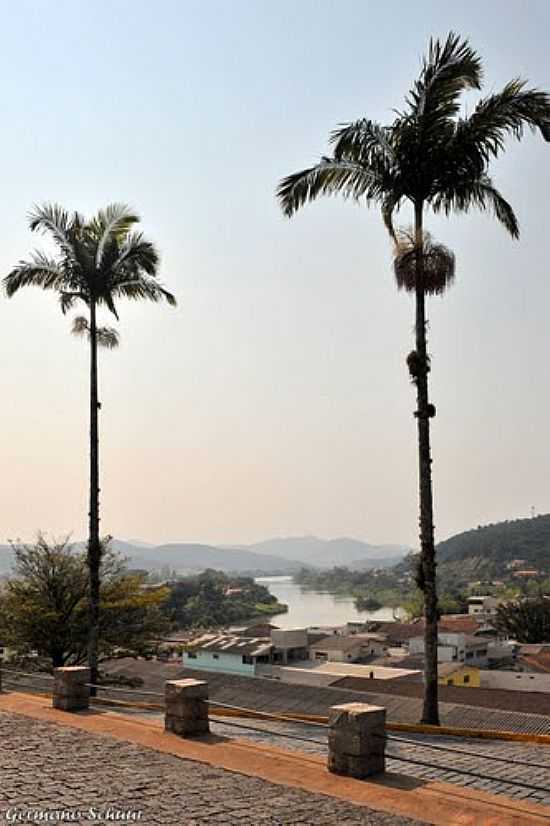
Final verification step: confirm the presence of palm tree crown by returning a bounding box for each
[277,32,550,242]
[4,202,176,316]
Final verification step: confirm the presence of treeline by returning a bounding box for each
[294,562,468,619]
[294,564,416,613]
[436,514,550,572]
[163,569,287,628]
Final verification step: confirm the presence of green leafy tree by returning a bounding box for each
[3,204,176,686]
[495,598,550,643]
[163,570,286,628]
[277,33,550,724]
[0,537,169,668]
[402,590,425,620]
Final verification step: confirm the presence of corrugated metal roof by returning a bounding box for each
[184,668,550,734]
[188,634,272,658]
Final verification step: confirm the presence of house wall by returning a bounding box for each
[468,597,498,616]
[409,637,461,662]
[438,666,480,687]
[271,629,308,649]
[479,670,550,692]
[310,647,357,663]
[271,666,340,687]
[310,642,382,663]
[410,634,490,665]
[363,640,387,658]
[183,650,256,676]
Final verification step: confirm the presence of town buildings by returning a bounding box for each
[181,612,549,698]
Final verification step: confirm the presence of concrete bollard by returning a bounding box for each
[52,667,90,712]
[164,678,209,737]
[328,702,386,779]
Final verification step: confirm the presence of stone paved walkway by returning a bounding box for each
[207,716,550,806]
[0,712,421,826]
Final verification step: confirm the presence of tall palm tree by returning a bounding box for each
[277,33,550,724]
[4,203,176,686]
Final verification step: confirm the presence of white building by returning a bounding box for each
[479,670,550,693]
[308,633,387,663]
[271,628,309,664]
[409,633,492,666]
[183,633,272,676]
[468,596,499,616]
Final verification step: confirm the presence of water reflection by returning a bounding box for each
[256,575,401,628]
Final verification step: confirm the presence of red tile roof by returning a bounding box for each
[518,652,550,673]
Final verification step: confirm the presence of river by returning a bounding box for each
[255,575,402,628]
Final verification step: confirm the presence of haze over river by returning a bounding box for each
[255,575,401,629]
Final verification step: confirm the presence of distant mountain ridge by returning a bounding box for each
[117,541,305,574]
[0,535,408,576]
[225,535,409,568]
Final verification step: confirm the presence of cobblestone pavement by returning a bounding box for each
[207,716,550,807]
[0,712,421,826]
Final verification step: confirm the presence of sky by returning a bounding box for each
[1,0,549,548]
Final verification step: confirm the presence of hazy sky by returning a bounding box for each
[1,0,549,548]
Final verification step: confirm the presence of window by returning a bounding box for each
[463,675,470,684]
[447,679,453,685]
[187,652,197,659]
[242,655,253,665]
[213,654,219,660]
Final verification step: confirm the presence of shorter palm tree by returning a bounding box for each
[4,203,176,685]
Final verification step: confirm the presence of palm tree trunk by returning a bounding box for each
[414,201,440,726]
[87,297,101,692]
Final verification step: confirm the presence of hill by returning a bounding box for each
[0,534,410,577]
[123,542,304,574]
[436,514,550,582]
[0,539,303,576]
[227,536,408,568]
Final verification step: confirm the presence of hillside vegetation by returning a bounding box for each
[437,514,550,574]
[163,570,288,628]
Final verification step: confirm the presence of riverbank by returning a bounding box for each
[256,576,403,628]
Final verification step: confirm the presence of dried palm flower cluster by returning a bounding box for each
[393,229,455,296]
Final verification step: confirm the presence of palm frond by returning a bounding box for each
[393,228,455,295]
[71,316,120,348]
[432,174,519,238]
[453,79,550,168]
[59,291,86,315]
[102,292,120,320]
[28,203,82,261]
[96,326,120,349]
[277,158,384,217]
[112,232,159,277]
[408,32,482,123]
[3,253,67,297]
[110,276,176,306]
[381,193,401,242]
[71,316,89,337]
[89,203,140,269]
[330,120,395,164]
